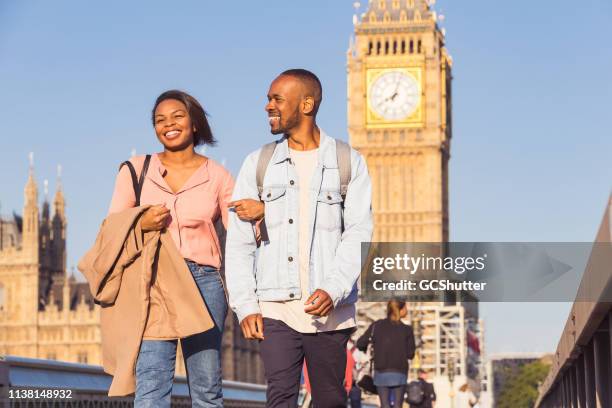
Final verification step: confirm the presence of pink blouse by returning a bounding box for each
[108,154,235,268]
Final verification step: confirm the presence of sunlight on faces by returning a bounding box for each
[265,75,313,135]
[154,99,196,151]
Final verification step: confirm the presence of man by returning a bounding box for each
[225,69,373,408]
[409,369,437,408]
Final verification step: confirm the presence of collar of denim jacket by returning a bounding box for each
[270,129,337,169]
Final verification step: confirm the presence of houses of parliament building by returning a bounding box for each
[0,161,264,383]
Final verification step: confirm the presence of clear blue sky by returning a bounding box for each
[1,0,610,355]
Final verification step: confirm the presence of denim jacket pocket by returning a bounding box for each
[316,190,343,232]
[261,185,287,230]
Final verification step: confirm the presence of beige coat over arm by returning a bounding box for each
[78,206,214,396]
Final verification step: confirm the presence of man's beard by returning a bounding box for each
[271,111,300,135]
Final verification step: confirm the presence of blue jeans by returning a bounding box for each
[134,261,228,408]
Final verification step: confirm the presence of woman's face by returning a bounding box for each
[154,99,195,151]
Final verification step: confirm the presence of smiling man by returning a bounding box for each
[225,69,373,407]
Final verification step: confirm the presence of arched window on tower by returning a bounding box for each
[401,40,406,54]
[385,40,389,54]
[376,41,381,55]
[409,39,414,53]
[417,39,422,53]
[368,41,373,55]
[0,283,4,311]
[393,40,397,54]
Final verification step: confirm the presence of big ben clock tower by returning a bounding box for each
[348,0,452,243]
[349,2,480,402]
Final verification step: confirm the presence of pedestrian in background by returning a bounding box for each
[408,369,437,408]
[356,300,415,408]
[457,383,478,407]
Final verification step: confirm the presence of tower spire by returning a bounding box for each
[52,163,67,274]
[23,152,39,259]
[53,164,66,217]
[24,152,37,205]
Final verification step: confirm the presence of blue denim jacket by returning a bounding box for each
[225,130,373,323]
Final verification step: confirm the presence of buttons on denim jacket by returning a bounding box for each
[288,256,294,262]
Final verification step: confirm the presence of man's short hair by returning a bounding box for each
[280,68,323,113]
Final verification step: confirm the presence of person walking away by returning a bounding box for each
[356,300,415,408]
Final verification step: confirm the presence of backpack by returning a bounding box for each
[406,380,425,405]
[118,155,151,206]
[255,138,352,204]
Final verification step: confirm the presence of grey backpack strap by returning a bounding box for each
[256,142,277,198]
[335,139,352,203]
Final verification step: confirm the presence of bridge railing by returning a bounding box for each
[0,355,378,407]
[535,198,612,408]
[0,355,266,407]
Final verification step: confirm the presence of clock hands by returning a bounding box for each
[384,81,402,102]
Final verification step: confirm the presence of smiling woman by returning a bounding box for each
[100,89,265,407]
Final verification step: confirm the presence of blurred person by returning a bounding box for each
[407,369,437,408]
[457,383,478,408]
[357,300,416,408]
[225,69,373,408]
[347,338,363,408]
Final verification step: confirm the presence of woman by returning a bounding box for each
[457,383,479,408]
[108,90,262,407]
[356,300,416,408]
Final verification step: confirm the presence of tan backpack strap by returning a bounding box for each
[256,142,277,198]
[335,139,352,203]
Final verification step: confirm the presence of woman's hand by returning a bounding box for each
[229,199,265,222]
[141,205,171,231]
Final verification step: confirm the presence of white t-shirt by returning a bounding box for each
[260,148,356,333]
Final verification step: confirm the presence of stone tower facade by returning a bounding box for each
[347,0,452,243]
[348,1,479,403]
[0,157,264,385]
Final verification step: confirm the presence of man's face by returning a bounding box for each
[265,75,302,135]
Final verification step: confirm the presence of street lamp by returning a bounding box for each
[447,356,456,408]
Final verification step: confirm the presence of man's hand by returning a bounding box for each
[240,313,264,340]
[229,199,265,222]
[141,205,170,231]
[304,289,334,316]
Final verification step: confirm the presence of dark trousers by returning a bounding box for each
[348,382,362,408]
[377,385,406,408]
[259,318,353,408]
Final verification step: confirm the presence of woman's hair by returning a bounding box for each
[387,300,406,323]
[151,90,216,147]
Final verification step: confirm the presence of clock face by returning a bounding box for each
[369,71,420,121]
